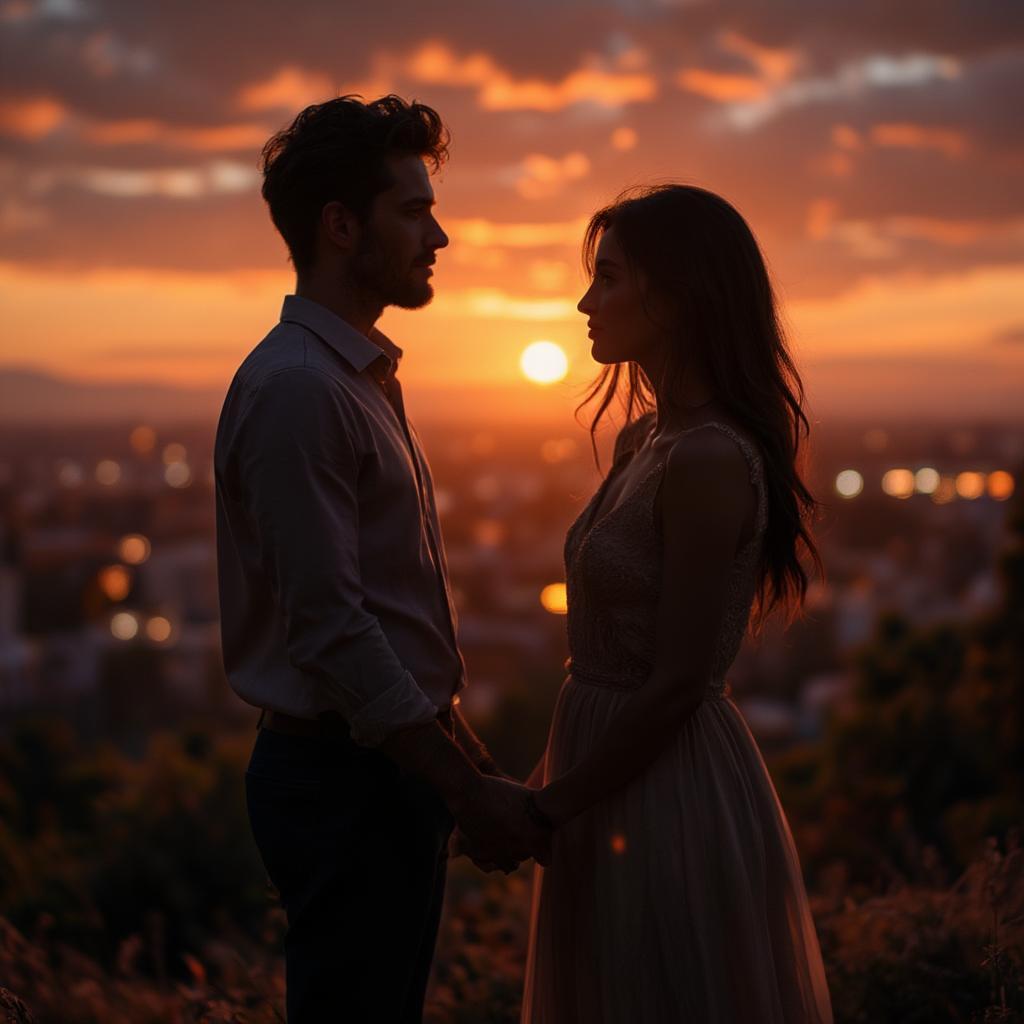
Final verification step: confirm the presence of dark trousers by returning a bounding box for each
[245,724,455,1023]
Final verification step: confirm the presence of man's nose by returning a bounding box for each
[430,218,449,250]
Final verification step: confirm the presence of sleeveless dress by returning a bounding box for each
[521,416,833,1024]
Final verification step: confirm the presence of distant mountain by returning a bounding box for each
[0,366,225,424]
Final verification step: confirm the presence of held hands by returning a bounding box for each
[449,776,553,873]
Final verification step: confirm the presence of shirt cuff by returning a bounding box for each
[344,670,440,748]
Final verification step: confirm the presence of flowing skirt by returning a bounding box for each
[521,675,834,1023]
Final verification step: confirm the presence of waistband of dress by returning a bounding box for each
[565,659,731,700]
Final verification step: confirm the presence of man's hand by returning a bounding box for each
[452,776,552,868]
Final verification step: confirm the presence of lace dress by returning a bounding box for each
[521,416,833,1023]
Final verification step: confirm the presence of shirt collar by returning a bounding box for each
[280,294,403,375]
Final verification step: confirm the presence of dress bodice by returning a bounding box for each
[564,413,769,699]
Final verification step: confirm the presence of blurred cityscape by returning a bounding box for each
[0,412,1020,772]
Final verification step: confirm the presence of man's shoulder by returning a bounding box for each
[234,321,355,390]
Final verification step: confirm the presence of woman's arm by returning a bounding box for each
[525,751,547,790]
[533,428,755,828]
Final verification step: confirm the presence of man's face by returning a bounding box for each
[351,154,449,309]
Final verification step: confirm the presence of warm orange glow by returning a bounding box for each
[955,472,985,500]
[119,534,151,565]
[871,123,968,159]
[407,41,657,112]
[610,833,627,855]
[237,66,334,112]
[520,341,569,384]
[987,471,1015,501]
[0,96,66,138]
[84,119,270,151]
[145,616,173,642]
[882,469,915,499]
[540,583,568,615]
[675,69,768,102]
[130,425,157,455]
[515,152,590,200]
[98,565,132,602]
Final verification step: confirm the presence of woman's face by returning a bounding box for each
[577,226,669,366]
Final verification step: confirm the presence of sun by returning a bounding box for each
[520,341,569,385]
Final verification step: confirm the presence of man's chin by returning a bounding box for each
[390,283,434,310]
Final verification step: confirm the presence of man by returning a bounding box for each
[213,95,552,1023]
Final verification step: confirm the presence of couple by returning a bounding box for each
[214,94,834,1023]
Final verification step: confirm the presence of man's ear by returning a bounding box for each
[320,200,361,254]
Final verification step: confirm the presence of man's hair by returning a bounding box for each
[260,94,450,273]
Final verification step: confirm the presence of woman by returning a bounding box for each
[520,184,834,1022]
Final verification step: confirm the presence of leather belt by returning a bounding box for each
[261,706,455,740]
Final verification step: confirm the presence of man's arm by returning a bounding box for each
[451,702,516,780]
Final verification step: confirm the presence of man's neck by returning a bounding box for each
[295,276,384,339]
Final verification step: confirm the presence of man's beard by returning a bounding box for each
[351,232,433,310]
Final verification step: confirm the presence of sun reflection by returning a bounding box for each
[540,583,568,615]
[520,341,569,385]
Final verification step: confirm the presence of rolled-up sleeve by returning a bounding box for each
[235,367,439,747]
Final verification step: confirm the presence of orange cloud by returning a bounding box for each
[84,119,271,151]
[717,30,800,83]
[237,66,335,112]
[514,152,590,200]
[675,69,768,102]
[871,122,969,159]
[0,95,67,138]
[408,41,657,111]
[678,30,800,104]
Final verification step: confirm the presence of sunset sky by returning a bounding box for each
[1,0,1022,422]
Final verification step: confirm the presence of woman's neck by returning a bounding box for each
[636,351,717,436]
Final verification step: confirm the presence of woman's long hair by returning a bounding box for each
[577,183,824,632]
